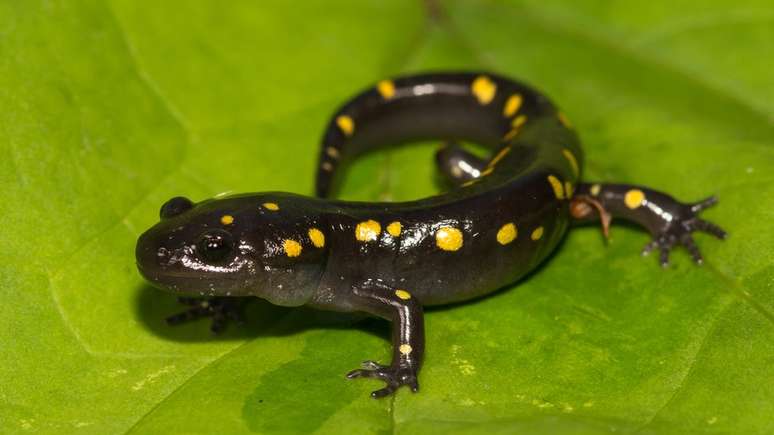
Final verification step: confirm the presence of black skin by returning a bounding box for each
[135,72,726,398]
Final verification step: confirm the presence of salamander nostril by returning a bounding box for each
[160,196,194,219]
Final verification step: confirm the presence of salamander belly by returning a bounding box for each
[329,173,569,306]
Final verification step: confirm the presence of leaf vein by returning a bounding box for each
[634,300,732,431]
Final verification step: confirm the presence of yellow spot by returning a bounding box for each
[496,223,517,245]
[557,111,572,128]
[436,226,463,251]
[326,146,340,159]
[399,344,413,355]
[387,221,402,237]
[590,183,601,196]
[488,146,511,168]
[503,115,528,141]
[547,175,565,199]
[624,189,646,209]
[262,202,280,211]
[564,181,574,198]
[471,75,497,105]
[503,94,523,117]
[321,162,334,171]
[283,239,302,257]
[220,215,234,225]
[562,148,579,178]
[377,80,395,99]
[481,167,494,176]
[308,228,325,248]
[531,226,544,240]
[336,115,354,136]
[355,220,381,242]
[395,289,411,300]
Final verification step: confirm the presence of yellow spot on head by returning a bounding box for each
[220,215,234,225]
[590,183,601,196]
[624,189,645,209]
[488,146,511,168]
[503,94,523,117]
[387,221,402,237]
[399,344,413,355]
[557,111,572,128]
[503,115,528,141]
[262,202,279,211]
[564,181,574,198]
[547,175,565,199]
[355,220,381,242]
[326,146,340,159]
[336,115,354,136]
[394,289,411,300]
[436,226,463,251]
[471,75,497,105]
[321,161,334,172]
[308,228,325,248]
[531,226,544,241]
[562,148,579,178]
[496,223,517,245]
[283,239,302,257]
[377,80,395,99]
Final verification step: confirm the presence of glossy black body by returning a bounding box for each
[136,72,725,398]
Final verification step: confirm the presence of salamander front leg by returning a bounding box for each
[346,281,424,398]
[166,296,247,333]
[572,183,727,267]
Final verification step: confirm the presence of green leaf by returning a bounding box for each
[2,0,773,433]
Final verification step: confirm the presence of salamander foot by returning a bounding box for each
[641,195,727,267]
[347,360,419,398]
[166,297,245,333]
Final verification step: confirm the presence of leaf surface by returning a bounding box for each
[1,1,772,433]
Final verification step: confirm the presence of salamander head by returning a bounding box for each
[135,193,327,306]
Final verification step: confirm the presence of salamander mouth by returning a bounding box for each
[135,259,179,288]
[136,261,221,294]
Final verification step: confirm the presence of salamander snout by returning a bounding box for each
[135,221,257,295]
[135,228,165,284]
[136,192,328,303]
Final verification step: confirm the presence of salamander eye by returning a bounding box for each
[197,230,234,263]
[160,196,194,219]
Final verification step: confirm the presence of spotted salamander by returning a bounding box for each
[136,72,726,398]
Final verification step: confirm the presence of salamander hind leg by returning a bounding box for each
[166,296,248,333]
[434,142,487,186]
[639,195,727,267]
[345,281,424,398]
[572,184,727,267]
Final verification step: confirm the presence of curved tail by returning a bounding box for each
[314,72,557,197]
